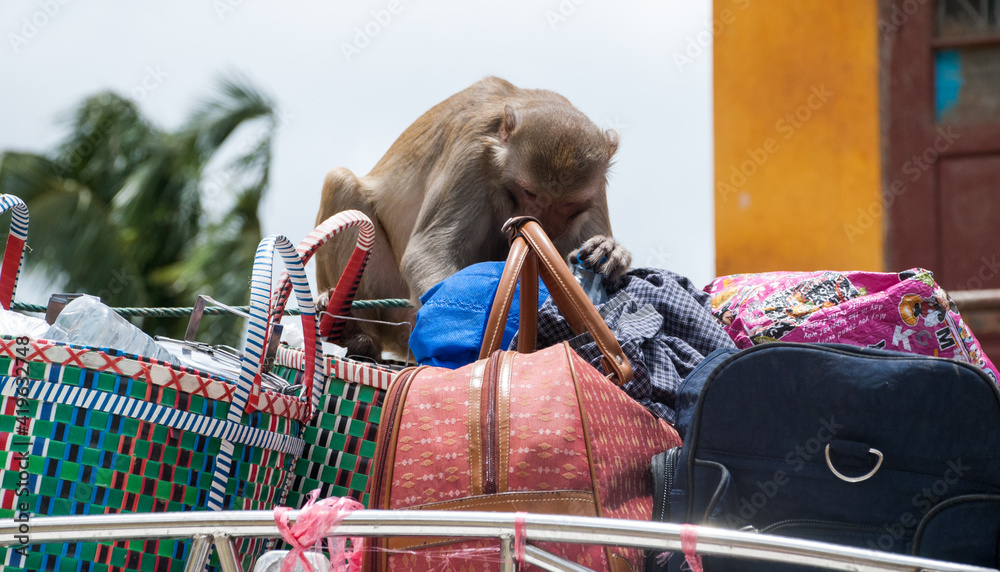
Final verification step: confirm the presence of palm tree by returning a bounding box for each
[0,75,278,345]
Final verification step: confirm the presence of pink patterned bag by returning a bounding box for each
[706,268,999,381]
[365,219,680,571]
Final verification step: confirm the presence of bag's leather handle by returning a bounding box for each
[480,238,541,359]
[479,217,633,385]
[518,249,539,354]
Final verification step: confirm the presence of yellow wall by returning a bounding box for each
[714,0,882,275]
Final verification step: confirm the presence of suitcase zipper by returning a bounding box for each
[482,352,501,495]
[369,368,417,510]
[651,448,680,523]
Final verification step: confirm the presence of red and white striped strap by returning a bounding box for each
[270,210,374,342]
[0,195,29,310]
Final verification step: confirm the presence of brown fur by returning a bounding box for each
[314,77,629,360]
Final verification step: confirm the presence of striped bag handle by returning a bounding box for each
[0,195,29,310]
[236,235,323,420]
[270,211,375,344]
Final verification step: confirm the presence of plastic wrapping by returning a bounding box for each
[572,261,609,305]
[42,295,179,364]
[0,307,48,338]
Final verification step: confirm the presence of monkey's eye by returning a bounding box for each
[521,188,538,201]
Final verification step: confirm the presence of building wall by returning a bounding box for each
[714,0,883,275]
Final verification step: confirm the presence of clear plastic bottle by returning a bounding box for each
[43,295,179,365]
[572,261,609,306]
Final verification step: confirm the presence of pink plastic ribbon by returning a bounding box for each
[513,512,527,565]
[680,524,704,572]
[274,490,364,572]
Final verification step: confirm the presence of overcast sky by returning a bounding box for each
[0,0,713,304]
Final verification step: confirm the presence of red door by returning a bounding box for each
[884,0,1000,359]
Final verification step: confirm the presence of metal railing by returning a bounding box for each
[0,510,992,572]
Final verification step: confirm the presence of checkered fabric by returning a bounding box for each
[272,347,393,509]
[514,268,737,423]
[0,345,302,572]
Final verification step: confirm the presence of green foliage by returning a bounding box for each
[0,75,278,345]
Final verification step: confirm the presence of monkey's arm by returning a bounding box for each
[399,175,500,299]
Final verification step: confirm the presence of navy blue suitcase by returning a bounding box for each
[648,343,1000,570]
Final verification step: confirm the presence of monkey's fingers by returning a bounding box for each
[595,241,633,284]
[316,289,332,313]
[574,235,617,268]
[571,235,633,284]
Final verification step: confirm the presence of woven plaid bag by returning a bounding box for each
[268,210,397,509]
[0,195,324,572]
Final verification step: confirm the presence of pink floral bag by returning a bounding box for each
[706,268,999,382]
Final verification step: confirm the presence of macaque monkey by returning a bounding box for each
[315,76,631,360]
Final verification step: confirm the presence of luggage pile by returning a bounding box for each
[1,191,998,571]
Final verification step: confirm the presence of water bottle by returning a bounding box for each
[43,295,179,365]
[0,307,48,338]
[572,257,609,306]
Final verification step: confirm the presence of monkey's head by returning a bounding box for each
[492,104,619,239]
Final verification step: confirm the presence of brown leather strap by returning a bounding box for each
[517,250,539,353]
[516,219,633,385]
[479,238,531,359]
[483,217,633,385]
[538,262,587,334]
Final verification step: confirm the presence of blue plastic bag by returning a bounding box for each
[409,262,550,369]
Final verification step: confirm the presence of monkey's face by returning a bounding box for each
[506,178,600,239]
[501,119,616,238]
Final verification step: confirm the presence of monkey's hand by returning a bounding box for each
[316,288,332,316]
[569,235,632,285]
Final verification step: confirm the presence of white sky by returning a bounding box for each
[0,0,713,304]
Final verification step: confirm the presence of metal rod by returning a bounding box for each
[213,535,243,572]
[183,535,213,572]
[0,510,990,572]
[524,545,592,572]
[500,533,515,572]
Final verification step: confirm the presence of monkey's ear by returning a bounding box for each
[499,105,518,144]
[605,129,620,155]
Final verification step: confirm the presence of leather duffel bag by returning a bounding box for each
[365,217,682,571]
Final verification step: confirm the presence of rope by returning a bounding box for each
[10,298,412,318]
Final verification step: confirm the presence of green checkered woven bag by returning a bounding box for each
[0,199,324,572]
[272,347,393,508]
[267,209,396,509]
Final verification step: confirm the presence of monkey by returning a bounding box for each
[314,76,631,361]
